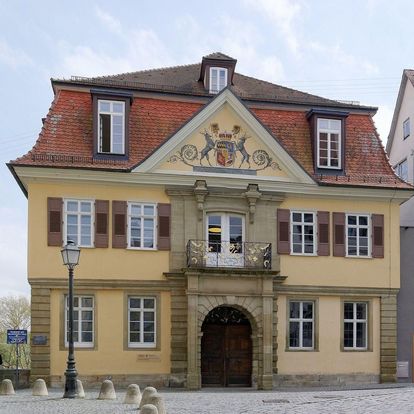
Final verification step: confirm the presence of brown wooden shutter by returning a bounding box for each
[158,203,171,251]
[333,212,346,257]
[317,211,330,256]
[277,209,290,254]
[95,200,109,248]
[47,197,63,246]
[371,214,384,258]
[112,200,127,248]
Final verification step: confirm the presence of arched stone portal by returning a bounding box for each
[201,306,252,387]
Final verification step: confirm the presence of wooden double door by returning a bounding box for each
[201,323,252,387]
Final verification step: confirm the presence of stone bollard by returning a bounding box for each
[0,379,15,395]
[139,386,157,409]
[147,393,166,414]
[32,378,48,396]
[76,379,85,398]
[123,383,141,404]
[141,404,159,414]
[98,379,116,400]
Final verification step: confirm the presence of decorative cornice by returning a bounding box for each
[275,284,399,296]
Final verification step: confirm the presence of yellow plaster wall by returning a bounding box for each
[279,197,400,289]
[277,295,380,375]
[27,182,170,280]
[159,104,290,178]
[49,289,171,376]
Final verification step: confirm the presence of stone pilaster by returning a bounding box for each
[380,294,397,383]
[30,287,51,384]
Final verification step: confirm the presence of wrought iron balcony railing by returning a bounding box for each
[186,240,272,270]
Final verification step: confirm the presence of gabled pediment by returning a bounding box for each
[133,89,315,184]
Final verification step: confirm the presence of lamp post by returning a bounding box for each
[61,240,81,398]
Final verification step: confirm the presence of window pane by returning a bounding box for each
[289,322,299,347]
[82,297,93,308]
[144,312,155,322]
[82,332,93,342]
[144,333,155,343]
[112,103,124,113]
[130,333,140,342]
[348,215,356,225]
[359,216,368,226]
[356,303,366,319]
[80,234,91,246]
[67,201,78,212]
[130,298,141,308]
[292,244,302,253]
[302,322,313,347]
[290,302,300,318]
[356,322,366,347]
[144,298,155,308]
[144,322,155,332]
[131,205,141,216]
[99,101,110,112]
[344,303,354,320]
[130,322,140,332]
[144,205,154,216]
[80,202,91,213]
[304,214,313,223]
[344,322,354,347]
[81,321,93,332]
[302,302,313,319]
[130,311,140,321]
[292,213,302,222]
[318,119,329,129]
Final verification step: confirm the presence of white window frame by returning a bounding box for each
[290,211,316,256]
[395,159,408,181]
[403,117,410,139]
[317,118,342,169]
[343,301,368,350]
[128,296,156,348]
[65,295,94,348]
[345,213,370,258]
[288,300,314,350]
[127,202,157,250]
[63,199,94,247]
[97,99,125,154]
[209,67,228,94]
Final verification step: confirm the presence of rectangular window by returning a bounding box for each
[395,159,408,181]
[209,67,228,94]
[317,118,341,169]
[346,214,369,257]
[128,203,156,249]
[64,200,94,247]
[289,301,314,349]
[291,211,316,255]
[403,118,410,139]
[344,302,367,350]
[128,297,156,347]
[98,100,125,154]
[65,296,94,348]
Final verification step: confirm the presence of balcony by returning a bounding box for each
[186,240,272,270]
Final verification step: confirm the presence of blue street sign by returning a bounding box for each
[7,329,27,344]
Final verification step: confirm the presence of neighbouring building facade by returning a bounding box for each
[9,53,412,389]
[387,69,414,382]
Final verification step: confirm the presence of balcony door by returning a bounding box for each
[206,213,244,267]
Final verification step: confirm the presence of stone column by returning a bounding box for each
[260,275,274,390]
[186,273,200,389]
[380,294,397,383]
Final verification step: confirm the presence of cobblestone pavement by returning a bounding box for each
[2,385,414,413]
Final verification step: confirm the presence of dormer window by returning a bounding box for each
[98,100,125,154]
[307,109,348,174]
[209,67,228,94]
[317,118,342,169]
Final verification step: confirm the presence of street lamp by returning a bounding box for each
[61,240,81,398]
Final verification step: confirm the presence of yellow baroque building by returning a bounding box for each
[8,53,413,389]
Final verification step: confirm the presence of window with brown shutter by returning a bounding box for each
[317,211,330,256]
[95,200,109,248]
[112,200,127,248]
[333,212,345,257]
[277,209,290,254]
[158,203,171,251]
[371,214,384,258]
[47,197,63,246]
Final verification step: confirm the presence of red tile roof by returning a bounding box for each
[10,89,411,189]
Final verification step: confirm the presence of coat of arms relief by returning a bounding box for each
[168,123,281,172]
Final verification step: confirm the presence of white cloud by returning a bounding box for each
[309,41,379,76]
[0,207,29,298]
[243,0,302,54]
[56,9,173,78]
[0,39,33,69]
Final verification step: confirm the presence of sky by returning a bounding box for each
[1,0,413,297]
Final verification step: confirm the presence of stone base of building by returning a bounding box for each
[50,373,182,389]
[273,374,380,388]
